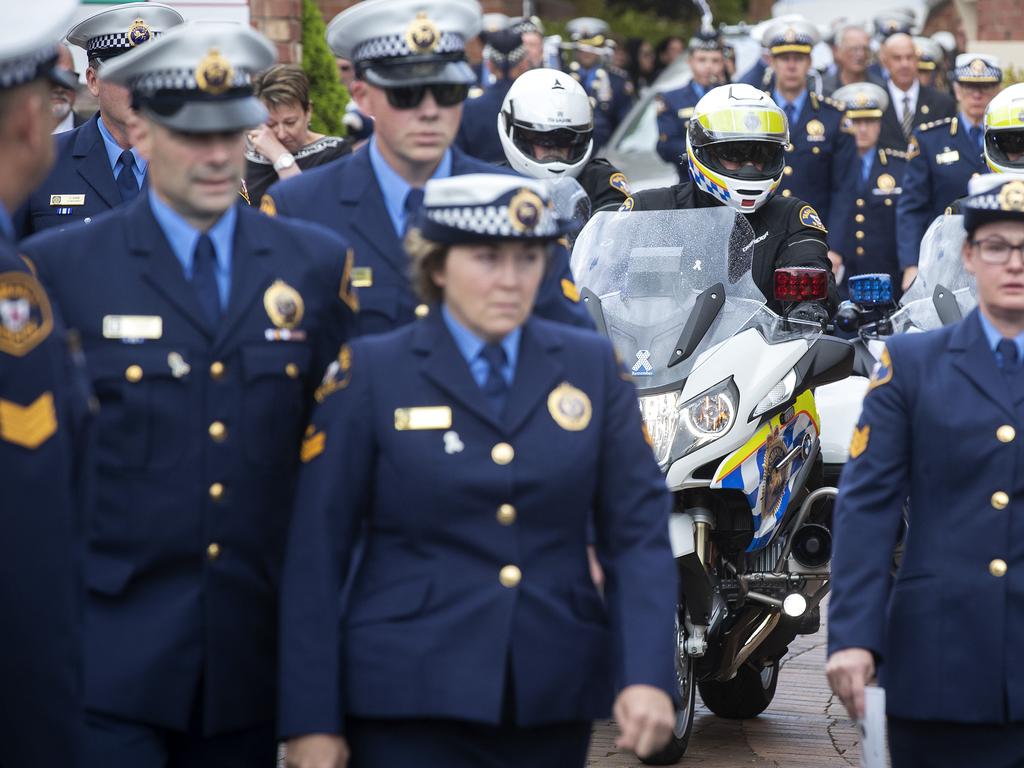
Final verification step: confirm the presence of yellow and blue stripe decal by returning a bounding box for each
[687,147,731,203]
[711,391,819,552]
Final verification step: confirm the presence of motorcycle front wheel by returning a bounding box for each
[698,659,779,720]
[640,608,696,765]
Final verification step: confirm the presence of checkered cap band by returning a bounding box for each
[965,193,1005,211]
[953,61,1002,83]
[131,66,252,93]
[426,203,560,238]
[0,44,57,89]
[484,44,526,67]
[87,30,164,54]
[353,31,464,64]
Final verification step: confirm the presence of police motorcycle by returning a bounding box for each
[571,207,852,764]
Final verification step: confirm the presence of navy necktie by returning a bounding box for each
[480,343,509,415]
[997,338,1019,371]
[403,187,425,236]
[784,102,796,129]
[192,234,221,329]
[116,149,140,203]
[970,125,983,152]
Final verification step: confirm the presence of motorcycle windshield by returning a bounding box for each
[571,208,822,391]
[891,214,976,333]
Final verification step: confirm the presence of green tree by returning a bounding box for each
[301,0,348,136]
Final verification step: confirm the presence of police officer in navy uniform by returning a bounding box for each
[20,22,357,766]
[655,30,726,181]
[564,17,634,146]
[13,2,183,239]
[455,28,531,164]
[833,82,910,294]
[896,54,1001,291]
[263,0,591,336]
[0,2,92,764]
[762,18,857,260]
[279,174,676,768]
[827,173,1024,768]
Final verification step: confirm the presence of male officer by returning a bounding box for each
[20,21,357,766]
[455,28,531,164]
[827,173,1024,767]
[0,2,92,765]
[820,24,872,96]
[51,44,83,133]
[833,83,909,293]
[896,54,1001,289]
[867,11,915,83]
[564,17,634,145]
[877,33,955,151]
[914,36,945,90]
[13,2,183,239]
[263,0,591,335]
[763,18,856,263]
[655,30,725,180]
[512,15,545,69]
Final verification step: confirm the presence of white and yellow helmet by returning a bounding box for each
[686,83,789,213]
[984,84,1024,174]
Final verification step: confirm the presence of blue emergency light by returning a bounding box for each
[848,273,894,306]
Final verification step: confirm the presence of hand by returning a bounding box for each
[284,734,349,768]
[248,123,290,165]
[586,544,605,592]
[901,265,919,292]
[827,250,844,279]
[825,648,876,720]
[614,684,675,759]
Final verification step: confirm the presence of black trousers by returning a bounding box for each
[888,717,1024,768]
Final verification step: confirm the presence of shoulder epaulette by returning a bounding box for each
[820,94,843,111]
[882,147,911,160]
[809,91,820,110]
[918,116,954,132]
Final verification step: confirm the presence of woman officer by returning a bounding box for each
[280,174,677,768]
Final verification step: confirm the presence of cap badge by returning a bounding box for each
[853,92,870,107]
[998,181,1024,212]
[263,280,305,329]
[744,111,762,131]
[196,48,234,95]
[128,18,152,46]
[508,189,544,232]
[970,58,987,75]
[784,28,797,43]
[406,12,440,54]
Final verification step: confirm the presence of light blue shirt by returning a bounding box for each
[773,87,808,128]
[368,136,452,236]
[441,304,520,388]
[0,202,13,243]
[691,82,706,100]
[978,310,1024,365]
[861,150,875,184]
[97,116,147,187]
[148,188,236,308]
[960,111,984,148]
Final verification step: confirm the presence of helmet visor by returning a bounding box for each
[697,140,786,182]
[987,129,1024,169]
[690,106,788,147]
[512,125,592,165]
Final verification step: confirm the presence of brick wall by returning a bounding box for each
[976,0,1024,40]
[250,0,302,63]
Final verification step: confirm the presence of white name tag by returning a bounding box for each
[49,194,85,206]
[394,406,452,431]
[103,315,163,340]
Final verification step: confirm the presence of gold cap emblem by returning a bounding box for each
[263,280,305,329]
[970,58,987,74]
[196,48,234,95]
[784,28,797,43]
[406,12,440,54]
[508,189,544,232]
[998,181,1024,212]
[128,18,152,46]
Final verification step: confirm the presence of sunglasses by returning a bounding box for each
[384,83,470,110]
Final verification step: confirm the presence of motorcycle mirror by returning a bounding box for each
[834,300,862,333]
[773,268,829,303]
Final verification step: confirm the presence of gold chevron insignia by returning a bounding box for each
[0,392,57,449]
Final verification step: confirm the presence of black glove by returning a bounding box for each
[789,301,830,326]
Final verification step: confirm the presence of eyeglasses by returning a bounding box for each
[971,237,1024,264]
[383,83,470,110]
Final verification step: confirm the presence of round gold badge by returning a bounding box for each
[196,48,234,95]
[970,58,987,75]
[508,189,544,232]
[406,12,440,54]
[853,92,870,108]
[877,173,896,192]
[263,280,305,329]
[547,382,592,432]
[127,18,152,46]
[806,119,825,137]
[998,181,1024,212]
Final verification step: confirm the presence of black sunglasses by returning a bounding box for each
[384,83,470,110]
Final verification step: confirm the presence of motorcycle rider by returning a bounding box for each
[620,83,839,318]
[499,67,630,214]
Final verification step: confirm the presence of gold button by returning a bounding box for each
[783,165,793,176]
[856,231,865,240]
[990,558,1007,577]
[786,143,794,152]
[210,361,226,380]
[856,246,865,255]
[992,491,1010,510]
[285,362,299,379]
[125,364,143,383]
[209,482,225,501]
[812,146,820,155]
[414,304,430,318]
[997,425,1016,443]
[207,542,221,560]
[499,564,521,588]
[855,214,865,223]
[491,442,514,465]
[856,198,865,208]
[884,198,893,207]
[781,189,791,197]
[208,421,227,442]
[497,504,516,526]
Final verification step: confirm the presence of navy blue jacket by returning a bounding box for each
[14,113,132,240]
[655,82,702,178]
[279,312,676,737]
[830,311,1024,722]
[0,238,88,766]
[896,116,986,270]
[20,195,357,735]
[455,79,513,165]
[262,145,592,335]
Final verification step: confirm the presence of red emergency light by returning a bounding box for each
[773,268,829,303]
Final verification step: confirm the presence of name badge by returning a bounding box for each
[49,194,85,206]
[394,406,452,431]
[103,315,163,340]
[351,267,373,288]
[935,150,960,165]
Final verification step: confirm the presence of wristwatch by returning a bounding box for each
[273,152,296,172]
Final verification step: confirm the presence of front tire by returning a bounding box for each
[698,659,779,720]
[640,609,696,765]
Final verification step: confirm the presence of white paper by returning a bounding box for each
[859,685,888,768]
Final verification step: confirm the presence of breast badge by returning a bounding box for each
[547,382,592,431]
[806,119,826,142]
[264,280,304,329]
[799,205,828,233]
[0,272,53,357]
[876,173,896,193]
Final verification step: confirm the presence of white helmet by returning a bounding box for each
[984,84,1024,174]
[686,83,789,213]
[498,67,594,179]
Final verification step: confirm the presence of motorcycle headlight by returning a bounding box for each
[639,391,681,466]
[639,379,737,468]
